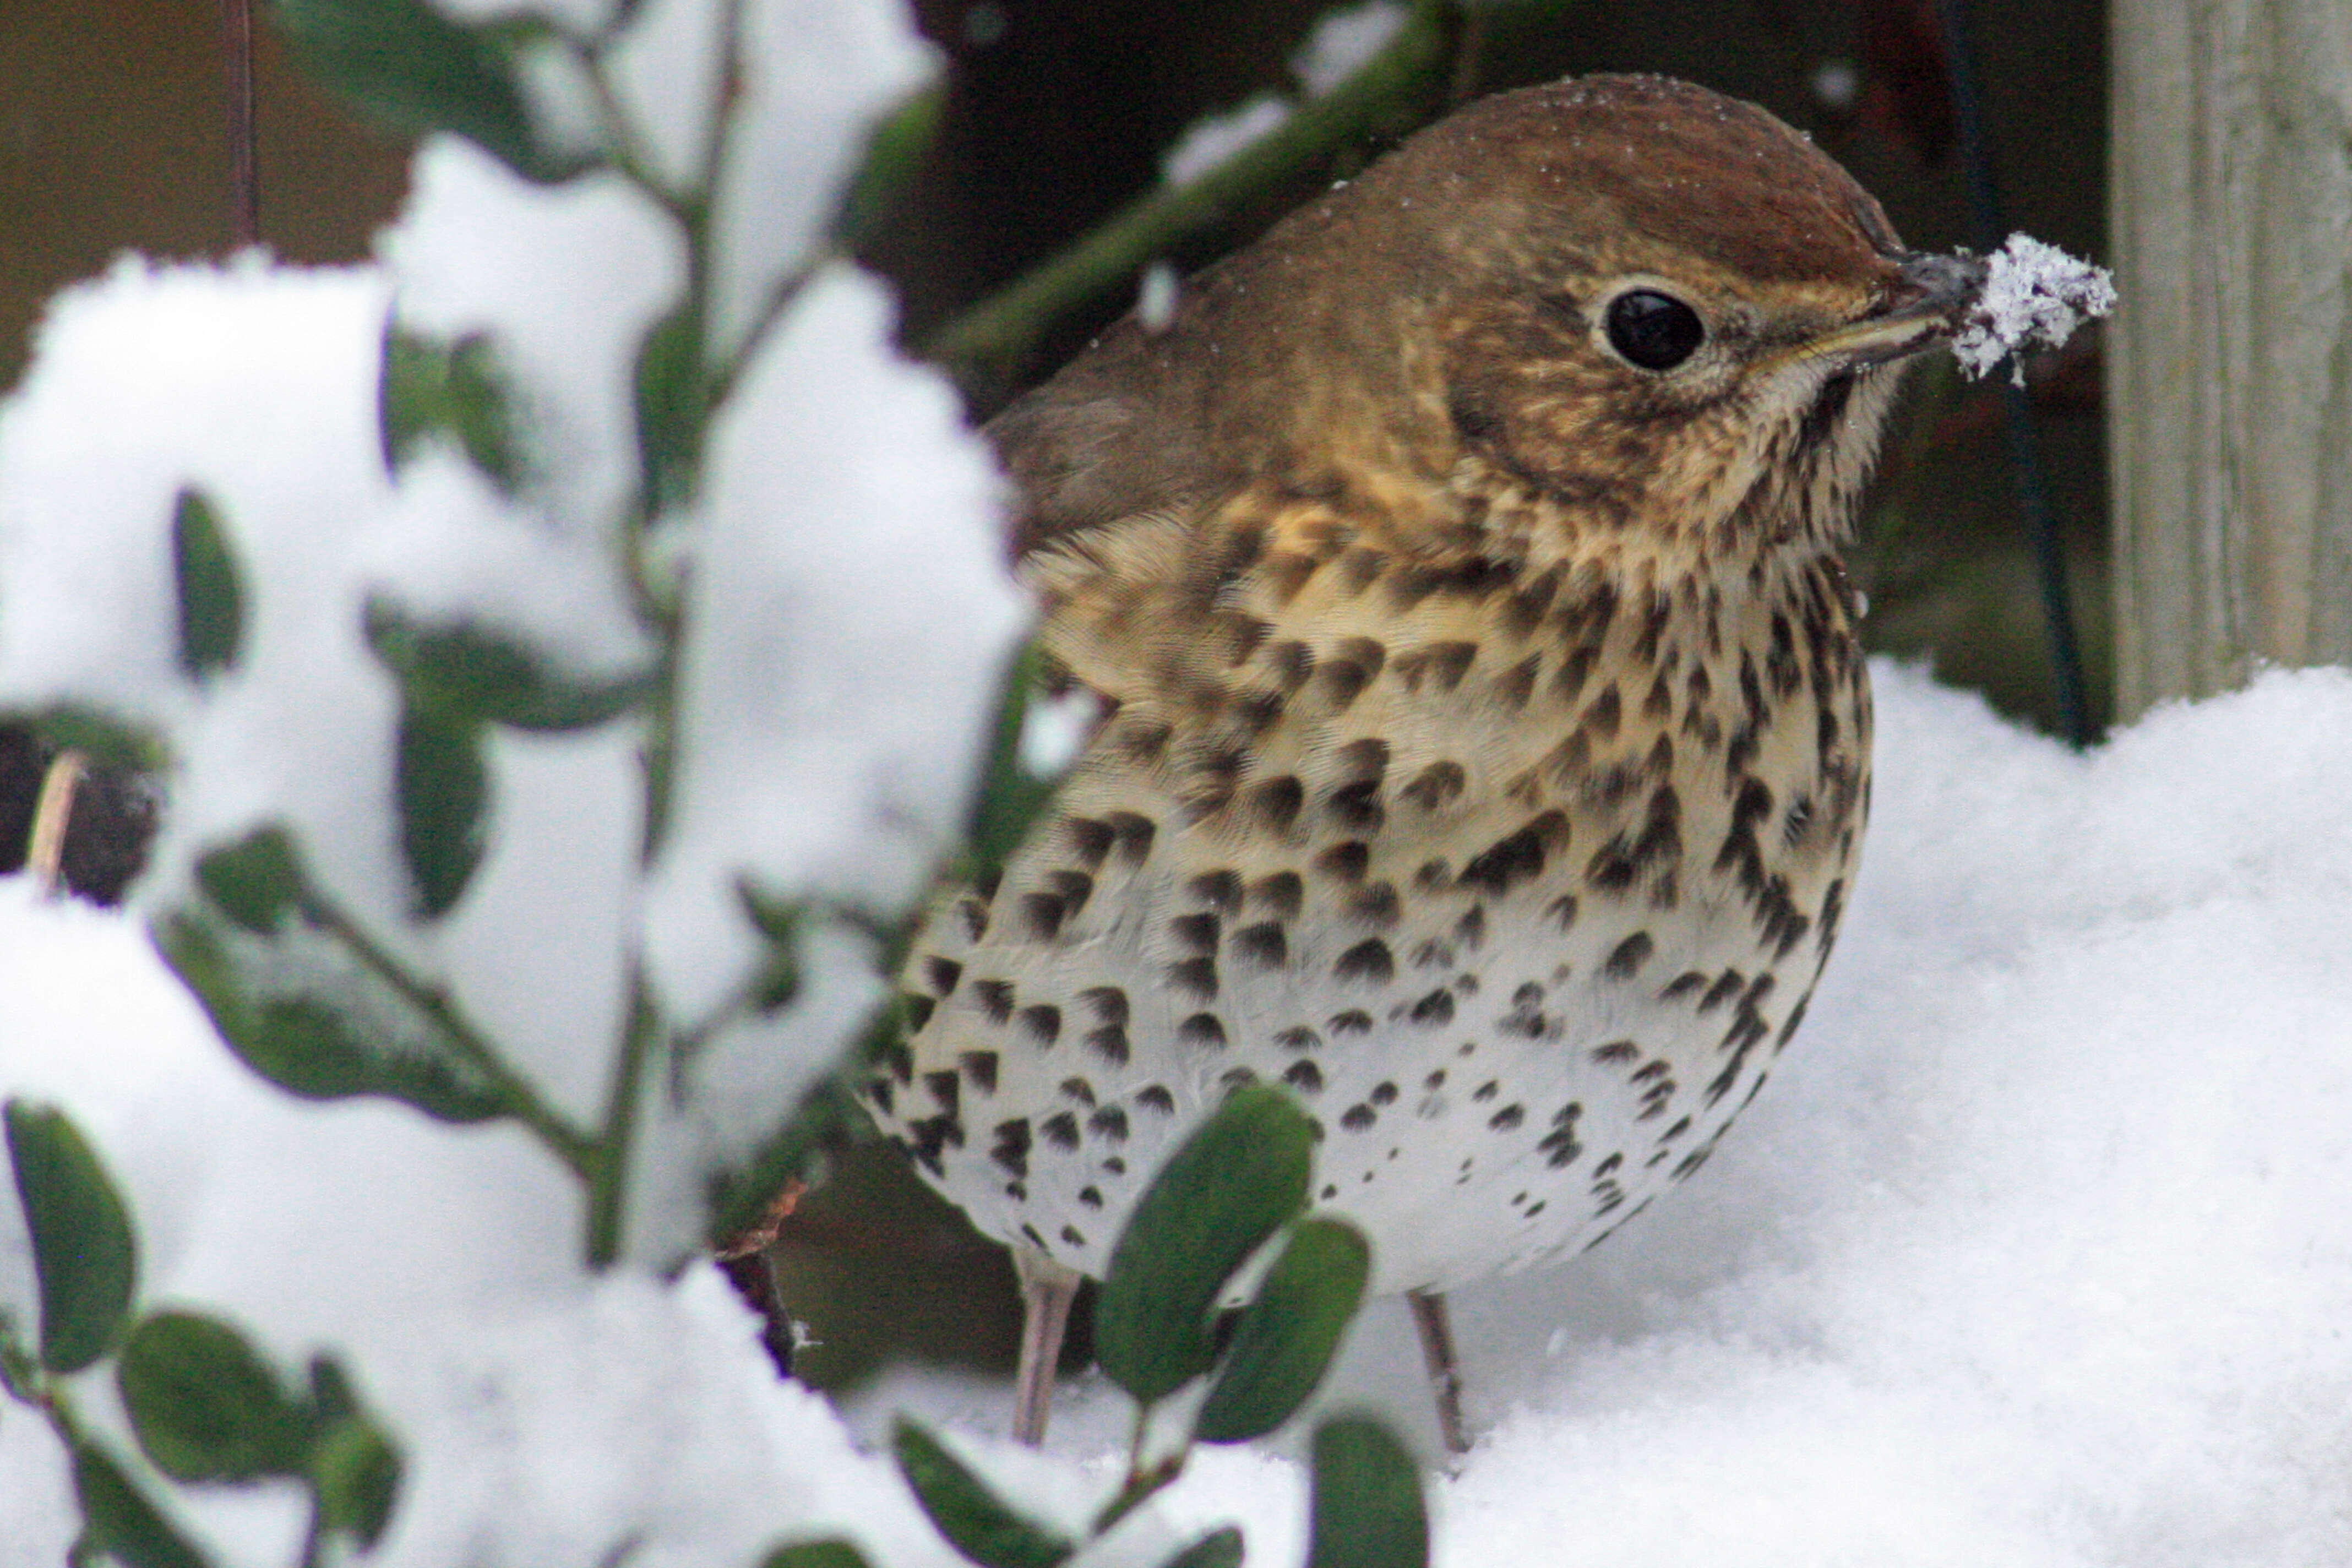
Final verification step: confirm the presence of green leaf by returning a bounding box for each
[834,85,943,249]
[366,598,649,732]
[760,1544,873,1568]
[193,828,308,935]
[117,1311,312,1483]
[171,489,244,682]
[1305,1419,1426,1568]
[378,326,527,493]
[309,1409,402,1548]
[5,1101,137,1374]
[1158,1528,1243,1568]
[305,1357,402,1544]
[1193,1218,1369,1444]
[156,912,508,1125]
[73,1442,216,1568]
[268,0,589,183]
[634,304,707,513]
[396,703,489,920]
[890,1419,1072,1568]
[1093,1086,1313,1404]
[1,1310,41,1397]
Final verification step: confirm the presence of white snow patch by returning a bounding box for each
[1137,261,1180,335]
[862,663,2352,1566]
[641,263,1022,1034]
[1163,96,1292,188]
[1952,232,2116,383]
[1291,1,1406,97]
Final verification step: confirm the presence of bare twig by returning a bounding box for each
[25,750,85,900]
[222,0,259,246]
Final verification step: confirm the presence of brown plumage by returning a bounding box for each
[872,73,1985,1452]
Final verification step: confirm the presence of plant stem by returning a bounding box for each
[920,0,1456,393]
[306,896,597,1177]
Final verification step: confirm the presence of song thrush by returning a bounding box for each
[871,73,1985,1452]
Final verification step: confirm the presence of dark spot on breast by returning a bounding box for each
[991,1119,1031,1177]
[1248,775,1305,832]
[1370,1081,1398,1107]
[1490,1104,1525,1131]
[1448,384,1504,442]
[957,896,989,941]
[1179,1012,1228,1048]
[971,980,1014,1024]
[868,1080,894,1115]
[1084,1027,1129,1065]
[1603,932,1655,979]
[1414,859,1453,891]
[1059,1077,1095,1106]
[1284,1059,1325,1093]
[960,1052,999,1093]
[1188,870,1244,912]
[1166,956,1218,1000]
[1473,1080,1499,1102]
[1266,639,1315,689]
[1349,881,1401,927]
[1700,971,1744,1012]
[1079,1186,1104,1209]
[1250,871,1304,918]
[1341,1104,1378,1132]
[1064,818,1114,869]
[1581,683,1622,741]
[1105,812,1157,864]
[1327,778,1385,832]
[1459,810,1570,896]
[1277,1026,1322,1052]
[1315,841,1371,883]
[1329,1009,1374,1036]
[1409,989,1456,1025]
[1171,912,1220,953]
[1552,644,1598,704]
[1089,1105,1130,1142]
[923,957,962,997]
[1220,1067,1259,1091]
[1020,1005,1061,1044]
[1496,654,1541,710]
[901,993,936,1033]
[1336,939,1395,984]
[1021,894,1068,940]
[1040,1112,1081,1151]
[1505,562,1564,635]
[1234,921,1289,967]
[1457,905,1488,947]
[1401,761,1468,812]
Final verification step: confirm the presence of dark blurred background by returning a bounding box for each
[2,0,2105,1386]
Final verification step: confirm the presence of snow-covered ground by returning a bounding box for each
[12,661,2352,1565]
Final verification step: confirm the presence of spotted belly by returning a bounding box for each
[872,551,1870,1295]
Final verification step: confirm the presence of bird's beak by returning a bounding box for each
[1760,251,1990,375]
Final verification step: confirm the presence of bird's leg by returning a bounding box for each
[1010,1246,1082,1447]
[1406,1288,1471,1455]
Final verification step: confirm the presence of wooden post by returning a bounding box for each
[2109,3,2352,721]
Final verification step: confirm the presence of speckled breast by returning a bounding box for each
[872,525,1870,1297]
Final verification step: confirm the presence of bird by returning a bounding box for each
[868,72,1984,1453]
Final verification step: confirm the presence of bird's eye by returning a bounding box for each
[1604,290,1706,371]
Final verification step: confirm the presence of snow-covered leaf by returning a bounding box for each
[272,0,592,184]
[890,1419,1072,1568]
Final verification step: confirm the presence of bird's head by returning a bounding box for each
[998,74,1983,576]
